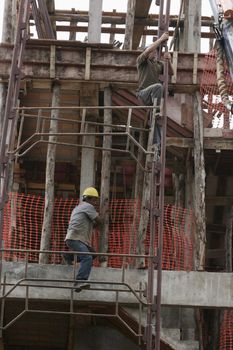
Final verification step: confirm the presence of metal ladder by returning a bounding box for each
[145,1,171,349]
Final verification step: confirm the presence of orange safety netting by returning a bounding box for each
[2,193,194,270]
[201,49,233,129]
[219,310,233,350]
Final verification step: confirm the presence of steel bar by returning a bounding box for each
[0,0,30,239]
[155,1,171,349]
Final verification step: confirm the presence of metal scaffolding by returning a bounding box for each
[0,1,172,349]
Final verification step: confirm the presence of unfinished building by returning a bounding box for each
[0,0,232,349]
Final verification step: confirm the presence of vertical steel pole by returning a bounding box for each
[155,0,171,349]
[0,0,31,247]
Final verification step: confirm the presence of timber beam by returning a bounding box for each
[167,137,233,150]
[0,41,209,93]
[52,12,215,39]
[167,128,233,149]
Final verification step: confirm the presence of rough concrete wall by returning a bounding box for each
[74,324,141,350]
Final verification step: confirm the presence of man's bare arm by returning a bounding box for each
[143,32,169,58]
[93,215,103,228]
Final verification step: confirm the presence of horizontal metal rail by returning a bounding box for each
[1,278,148,305]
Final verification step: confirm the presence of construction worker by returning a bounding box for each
[136,31,174,107]
[65,187,102,292]
[136,32,174,147]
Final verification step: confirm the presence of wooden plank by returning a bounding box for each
[206,196,233,206]
[206,249,226,259]
[53,10,215,28]
[39,81,61,263]
[85,48,91,80]
[0,44,208,89]
[99,87,112,266]
[50,45,56,78]
[124,0,136,50]
[193,53,198,84]
[69,8,78,41]
[167,137,233,150]
[132,0,152,50]
[57,183,76,191]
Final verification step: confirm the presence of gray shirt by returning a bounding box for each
[65,202,98,245]
[137,52,163,91]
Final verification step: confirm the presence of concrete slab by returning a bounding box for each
[1,262,232,308]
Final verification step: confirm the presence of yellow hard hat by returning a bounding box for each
[82,187,99,198]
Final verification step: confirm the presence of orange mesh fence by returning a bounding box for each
[201,49,233,129]
[3,193,194,270]
[219,310,233,350]
[144,205,195,271]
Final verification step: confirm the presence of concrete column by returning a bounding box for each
[79,83,99,198]
[88,0,102,43]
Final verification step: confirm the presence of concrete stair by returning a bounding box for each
[123,307,199,350]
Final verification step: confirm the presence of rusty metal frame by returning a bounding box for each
[0,0,31,236]
[9,105,154,172]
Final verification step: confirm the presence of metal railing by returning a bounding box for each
[0,248,159,346]
[11,105,155,172]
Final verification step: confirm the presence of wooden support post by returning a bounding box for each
[88,0,102,43]
[69,8,78,41]
[50,45,56,79]
[0,337,4,350]
[42,0,56,39]
[99,87,112,266]
[79,83,99,197]
[136,110,156,267]
[123,0,136,50]
[193,92,206,271]
[181,0,201,53]
[173,173,185,208]
[109,9,116,44]
[39,81,60,264]
[66,315,75,350]
[225,205,233,272]
[0,86,7,139]
[134,124,146,200]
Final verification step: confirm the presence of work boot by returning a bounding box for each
[61,253,73,265]
[74,281,91,293]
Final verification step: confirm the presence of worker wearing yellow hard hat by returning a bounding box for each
[64,187,102,292]
[82,187,99,198]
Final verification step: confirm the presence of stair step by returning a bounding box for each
[176,340,199,350]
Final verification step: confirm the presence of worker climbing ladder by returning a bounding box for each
[141,0,171,349]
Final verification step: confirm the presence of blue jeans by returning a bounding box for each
[65,239,93,281]
[137,83,163,106]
